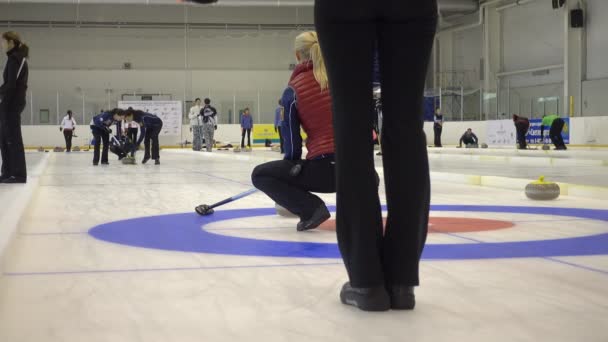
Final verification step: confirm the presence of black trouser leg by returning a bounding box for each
[316,0,437,287]
[278,128,284,153]
[0,101,27,179]
[92,126,101,164]
[128,129,137,144]
[517,130,525,149]
[63,130,73,151]
[128,128,138,156]
[462,137,475,146]
[251,158,336,219]
[151,125,162,160]
[433,125,442,147]
[100,131,110,163]
[551,119,566,149]
[144,129,152,159]
[377,9,436,287]
[0,116,10,178]
[241,129,246,148]
[550,119,564,149]
[247,129,251,147]
[522,128,528,149]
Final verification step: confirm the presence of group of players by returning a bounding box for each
[432,110,567,150]
[89,108,164,165]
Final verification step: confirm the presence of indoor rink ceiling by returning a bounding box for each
[2,0,481,14]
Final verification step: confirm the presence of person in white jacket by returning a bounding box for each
[59,110,77,152]
[188,98,204,151]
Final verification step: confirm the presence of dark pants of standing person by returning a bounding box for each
[251,157,335,220]
[433,123,442,147]
[549,118,566,150]
[461,137,477,146]
[0,97,27,181]
[316,0,437,288]
[144,125,162,160]
[515,123,529,149]
[91,126,110,165]
[277,127,284,153]
[241,128,251,148]
[63,129,73,152]
[127,128,138,156]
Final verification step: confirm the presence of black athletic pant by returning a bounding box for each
[316,0,437,288]
[515,123,529,149]
[251,157,335,220]
[433,124,442,147]
[127,128,138,156]
[144,125,162,160]
[241,128,251,148]
[549,119,566,149]
[63,129,73,152]
[277,127,284,153]
[91,126,110,164]
[461,137,477,146]
[127,128,138,144]
[0,97,27,180]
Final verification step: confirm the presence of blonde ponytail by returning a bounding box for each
[2,31,29,58]
[295,31,329,90]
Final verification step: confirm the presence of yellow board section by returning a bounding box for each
[252,124,279,144]
[252,124,308,145]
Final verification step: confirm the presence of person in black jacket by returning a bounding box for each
[0,31,29,184]
[315,0,437,311]
[459,128,479,148]
[90,108,125,166]
[512,114,530,149]
[433,109,443,147]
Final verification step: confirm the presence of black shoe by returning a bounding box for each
[0,175,8,182]
[297,205,330,232]
[387,285,416,310]
[155,159,160,165]
[1,176,27,184]
[142,157,150,164]
[376,152,383,156]
[101,161,109,165]
[340,282,390,312]
[93,162,99,166]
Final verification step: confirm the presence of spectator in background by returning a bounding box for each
[459,128,478,148]
[188,98,204,151]
[0,31,29,184]
[201,98,217,152]
[512,114,530,150]
[433,108,443,147]
[274,99,284,153]
[241,107,253,149]
[315,0,438,311]
[60,110,77,152]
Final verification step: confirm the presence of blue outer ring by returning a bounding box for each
[89,205,608,260]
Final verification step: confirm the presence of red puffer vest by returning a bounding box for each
[288,62,335,160]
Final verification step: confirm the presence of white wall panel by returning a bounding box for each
[502,1,563,72]
[586,0,608,79]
